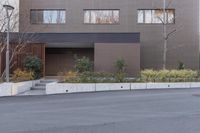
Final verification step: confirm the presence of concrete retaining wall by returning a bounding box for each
[0,80,39,97]
[2,81,200,96]
[46,83,96,94]
[46,82,200,95]
[0,83,13,97]
[96,83,130,92]
[11,81,35,95]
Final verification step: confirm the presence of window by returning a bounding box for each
[84,10,120,24]
[137,9,175,24]
[31,9,66,24]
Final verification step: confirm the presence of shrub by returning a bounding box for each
[64,71,79,83]
[141,69,158,82]
[63,71,133,83]
[114,58,127,82]
[74,56,93,73]
[12,68,34,82]
[156,70,170,81]
[141,69,198,82]
[75,72,114,83]
[178,62,185,70]
[115,58,126,72]
[64,71,115,83]
[114,72,127,83]
[23,56,42,79]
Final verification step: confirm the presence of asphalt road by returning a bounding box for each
[0,88,200,133]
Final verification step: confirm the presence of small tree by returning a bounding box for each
[23,56,42,79]
[114,58,127,82]
[115,58,126,73]
[74,56,93,73]
[178,62,185,70]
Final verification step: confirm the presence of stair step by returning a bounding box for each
[31,86,46,90]
[35,83,46,87]
[40,80,57,83]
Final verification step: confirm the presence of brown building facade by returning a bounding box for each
[1,0,199,77]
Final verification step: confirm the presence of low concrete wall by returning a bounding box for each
[131,83,195,90]
[11,81,35,95]
[0,80,39,97]
[46,82,200,95]
[46,83,96,95]
[131,83,147,90]
[146,83,191,89]
[96,83,130,92]
[190,82,200,88]
[0,83,13,97]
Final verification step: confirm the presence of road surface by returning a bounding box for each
[0,88,200,133]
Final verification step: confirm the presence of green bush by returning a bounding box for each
[64,71,116,83]
[115,58,126,72]
[141,69,198,82]
[91,72,115,83]
[74,56,93,73]
[64,71,133,83]
[114,72,127,83]
[178,62,185,70]
[23,56,42,79]
[64,71,79,83]
[114,58,127,82]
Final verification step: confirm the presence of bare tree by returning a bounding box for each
[0,2,41,80]
[152,0,179,69]
[162,0,176,69]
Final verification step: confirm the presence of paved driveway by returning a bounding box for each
[0,88,200,133]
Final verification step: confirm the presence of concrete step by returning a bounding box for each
[31,86,46,90]
[35,83,46,87]
[40,80,57,83]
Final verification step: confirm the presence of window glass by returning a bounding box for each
[145,10,152,23]
[113,10,120,23]
[84,10,90,23]
[84,10,120,24]
[167,10,175,23]
[31,9,66,24]
[152,10,164,23]
[137,9,175,24]
[137,10,143,23]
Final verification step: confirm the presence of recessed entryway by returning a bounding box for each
[45,48,94,76]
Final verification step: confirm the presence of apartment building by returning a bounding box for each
[1,0,199,76]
